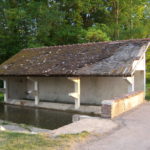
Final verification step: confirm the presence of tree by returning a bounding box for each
[85,24,110,42]
[0,0,150,63]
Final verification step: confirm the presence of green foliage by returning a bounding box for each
[146,72,150,100]
[85,28,109,42]
[85,24,110,42]
[146,48,150,100]
[0,0,149,64]
[0,93,4,102]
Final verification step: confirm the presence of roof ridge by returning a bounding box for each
[23,41,110,51]
[22,38,150,51]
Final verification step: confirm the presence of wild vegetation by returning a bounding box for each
[0,93,4,102]
[146,48,150,100]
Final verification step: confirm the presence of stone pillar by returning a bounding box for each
[34,80,39,105]
[68,77,80,109]
[27,77,39,106]
[3,80,8,102]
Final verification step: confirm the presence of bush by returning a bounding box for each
[0,93,4,102]
[85,24,110,42]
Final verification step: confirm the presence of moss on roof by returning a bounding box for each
[0,39,149,77]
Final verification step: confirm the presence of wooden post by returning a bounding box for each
[68,77,80,109]
[3,80,8,102]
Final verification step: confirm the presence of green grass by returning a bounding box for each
[0,131,89,150]
[146,48,150,100]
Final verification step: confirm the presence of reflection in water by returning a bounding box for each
[0,103,74,130]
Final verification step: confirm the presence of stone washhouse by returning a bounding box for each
[0,39,149,117]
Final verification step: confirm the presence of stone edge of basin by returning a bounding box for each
[101,91,145,118]
[2,100,102,116]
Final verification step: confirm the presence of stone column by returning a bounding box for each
[3,80,8,102]
[34,80,39,105]
[27,77,39,106]
[68,77,80,109]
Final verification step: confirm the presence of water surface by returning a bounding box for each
[0,103,74,130]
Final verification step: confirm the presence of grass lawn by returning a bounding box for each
[0,131,89,150]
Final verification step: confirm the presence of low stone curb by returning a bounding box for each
[101,91,144,118]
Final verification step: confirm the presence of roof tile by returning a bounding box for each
[0,38,149,77]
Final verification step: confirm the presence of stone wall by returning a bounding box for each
[101,91,145,118]
[8,77,27,100]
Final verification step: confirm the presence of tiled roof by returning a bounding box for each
[0,39,149,77]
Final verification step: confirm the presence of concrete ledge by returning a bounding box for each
[101,91,145,118]
[51,118,118,136]
[4,99,101,116]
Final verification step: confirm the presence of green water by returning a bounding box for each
[0,103,74,130]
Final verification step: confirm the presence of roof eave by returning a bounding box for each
[0,73,132,78]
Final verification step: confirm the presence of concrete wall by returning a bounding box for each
[133,54,145,93]
[1,53,146,105]
[8,77,27,100]
[6,76,129,105]
[26,77,74,103]
[134,71,144,91]
[3,54,146,106]
[80,77,129,105]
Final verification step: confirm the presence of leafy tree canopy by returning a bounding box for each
[0,0,150,63]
